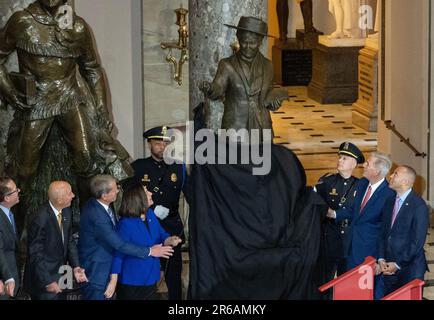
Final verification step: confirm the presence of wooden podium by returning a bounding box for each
[319,257,376,300]
[382,279,425,300]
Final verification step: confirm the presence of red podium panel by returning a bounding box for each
[382,279,425,300]
[319,256,376,300]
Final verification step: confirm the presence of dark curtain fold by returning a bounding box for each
[188,104,327,300]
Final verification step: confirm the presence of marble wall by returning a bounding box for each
[75,0,144,159]
[378,0,429,198]
[142,0,190,152]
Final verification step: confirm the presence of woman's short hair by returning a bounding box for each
[119,184,149,218]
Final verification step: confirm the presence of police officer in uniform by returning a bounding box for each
[128,126,190,300]
[315,142,365,292]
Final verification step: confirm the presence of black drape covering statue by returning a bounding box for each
[189,103,327,299]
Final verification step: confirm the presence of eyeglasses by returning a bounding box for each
[6,188,20,196]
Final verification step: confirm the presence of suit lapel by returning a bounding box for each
[94,199,115,229]
[353,179,368,221]
[359,180,387,216]
[390,191,413,232]
[47,205,64,249]
[61,209,71,255]
[0,208,16,239]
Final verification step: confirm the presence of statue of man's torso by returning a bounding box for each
[3,1,94,120]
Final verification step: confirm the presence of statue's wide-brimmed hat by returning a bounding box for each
[224,16,274,38]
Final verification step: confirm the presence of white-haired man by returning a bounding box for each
[327,152,396,298]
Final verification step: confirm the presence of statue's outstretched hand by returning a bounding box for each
[264,98,283,111]
[264,88,289,111]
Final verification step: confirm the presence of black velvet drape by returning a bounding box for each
[188,104,327,299]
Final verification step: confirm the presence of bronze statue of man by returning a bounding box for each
[0,0,132,198]
[200,16,288,136]
[277,0,317,42]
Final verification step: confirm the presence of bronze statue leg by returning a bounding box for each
[16,118,54,190]
[300,0,316,33]
[56,106,97,178]
[276,0,289,41]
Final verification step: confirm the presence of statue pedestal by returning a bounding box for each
[272,40,312,86]
[352,40,379,132]
[308,36,363,104]
[296,29,323,49]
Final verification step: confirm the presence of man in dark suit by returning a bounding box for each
[327,152,396,298]
[25,181,87,300]
[378,165,429,296]
[78,175,174,300]
[0,176,21,299]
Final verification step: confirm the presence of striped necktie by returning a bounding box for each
[360,185,372,213]
[107,207,116,226]
[8,211,16,234]
[390,196,402,228]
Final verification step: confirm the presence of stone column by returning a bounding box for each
[189,0,268,130]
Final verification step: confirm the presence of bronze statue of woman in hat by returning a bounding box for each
[200,16,288,138]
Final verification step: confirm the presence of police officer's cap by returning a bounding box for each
[143,126,171,141]
[338,142,365,164]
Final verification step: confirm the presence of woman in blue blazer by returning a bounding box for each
[108,185,182,300]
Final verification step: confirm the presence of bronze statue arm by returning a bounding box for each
[77,21,112,131]
[0,18,31,111]
[199,60,229,101]
[262,63,288,111]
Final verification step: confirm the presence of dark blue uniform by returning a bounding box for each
[316,173,359,283]
[130,157,188,300]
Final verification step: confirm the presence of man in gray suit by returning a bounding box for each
[200,16,288,137]
[0,176,21,299]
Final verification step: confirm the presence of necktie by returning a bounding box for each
[107,207,116,226]
[8,211,16,234]
[390,196,402,228]
[57,210,64,243]
[360,185,372,213]
[57,211,63,229]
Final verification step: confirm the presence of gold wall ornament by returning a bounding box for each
[160,6,189,86]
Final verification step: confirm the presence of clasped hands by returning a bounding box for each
[0,280,14,297]
[45,267,88,294]
[375,260,399,276]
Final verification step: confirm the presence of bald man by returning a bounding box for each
[24,181,87,300]
[378,166,429,296]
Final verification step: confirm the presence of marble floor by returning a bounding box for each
[271,86,377,186]
[163,86,434,300]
